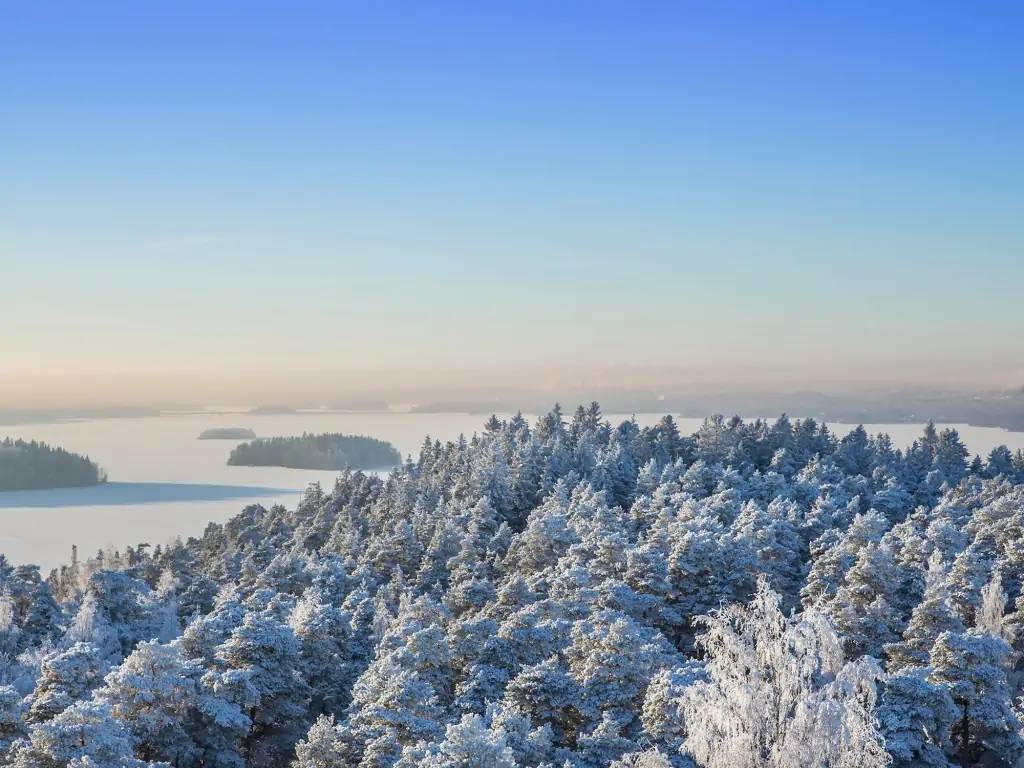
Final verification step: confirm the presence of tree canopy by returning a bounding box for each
[2,407,1024,766]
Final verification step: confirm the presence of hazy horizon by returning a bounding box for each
[2,361,1022,412]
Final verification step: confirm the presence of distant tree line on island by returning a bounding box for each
[197,428,257,440]
[227,432,401,470]
[0,438,106,491]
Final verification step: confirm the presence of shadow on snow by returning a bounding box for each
[0,482,294,508]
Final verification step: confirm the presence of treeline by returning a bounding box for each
[227,432,401,470]
[0,438,106,491]
[197,428,256,440]
[5,408,1024,766]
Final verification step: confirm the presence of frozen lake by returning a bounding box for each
[2,411,1023,571]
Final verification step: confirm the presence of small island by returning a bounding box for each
[198,427,257,440]
[227,432,401,471]
[0,438,107,491]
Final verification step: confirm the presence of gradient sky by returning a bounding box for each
[2,2,1022,385]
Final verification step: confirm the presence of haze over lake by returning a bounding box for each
[2,411,1023,572]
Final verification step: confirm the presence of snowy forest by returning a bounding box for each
[3,406,1024,767]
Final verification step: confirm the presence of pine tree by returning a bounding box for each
[947,544,992,626]
[27,643,108,724]
[397,713,516,768]
[344,658,444,768]
[572,713,638,767]
[640,663,704,755]
[610,749,678,768]
[886,555,964,671]
[95,640,202,765]
[877,667,957,768]
[0,684,26,761]
[290,587,356,717]
[292,715,347,768]
[929,630,1023,766]
[10,700,150,768]
[563,610,673,731]
[505,656,582,747]
[975,570,1011,642]
[65,594,121,663]
[213,611,311,768]
[825,543,904,659]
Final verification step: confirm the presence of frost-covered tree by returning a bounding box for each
[825,543,904,659]
[212,611,310,767]
[0,684,25,760]
[801,511,889,609]
[505,656,581,747]
[65,594,121,663]
[563,610,674,732]
[396,713,516,768]
[946,545,992,627]
[885,555,964,672]
[877,667,957,768]
[610,749,678,768]
[928,630,1023,766]
[290,587,356,718]
[343,659,444,767]
[680,579,888,768]
[95,640,202,765]
[975,570,1011,642]
[10,700,150,768]
[292,715,347,768]
[640,664,703,754]
[27,642,108,724]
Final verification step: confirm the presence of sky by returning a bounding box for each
[2,1,1023,400]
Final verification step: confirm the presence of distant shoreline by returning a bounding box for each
[2,398,1023,433]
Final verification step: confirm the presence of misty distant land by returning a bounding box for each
[198,427,257,440]
[227,433,402,471]
[407,386,1024,431]
[242,402,390,416]
[4,384,1024,432]
[0,438,107,492]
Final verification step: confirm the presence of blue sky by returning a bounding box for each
[2,1,1022,383]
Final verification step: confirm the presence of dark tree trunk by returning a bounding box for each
[955,697,971,767]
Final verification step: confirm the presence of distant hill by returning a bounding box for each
[0,406,160,426]
[248,405,297,415]
[0,438,106,491]
[227,433,401,470]
[198,427,257,440]
[411,388,1024,432]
